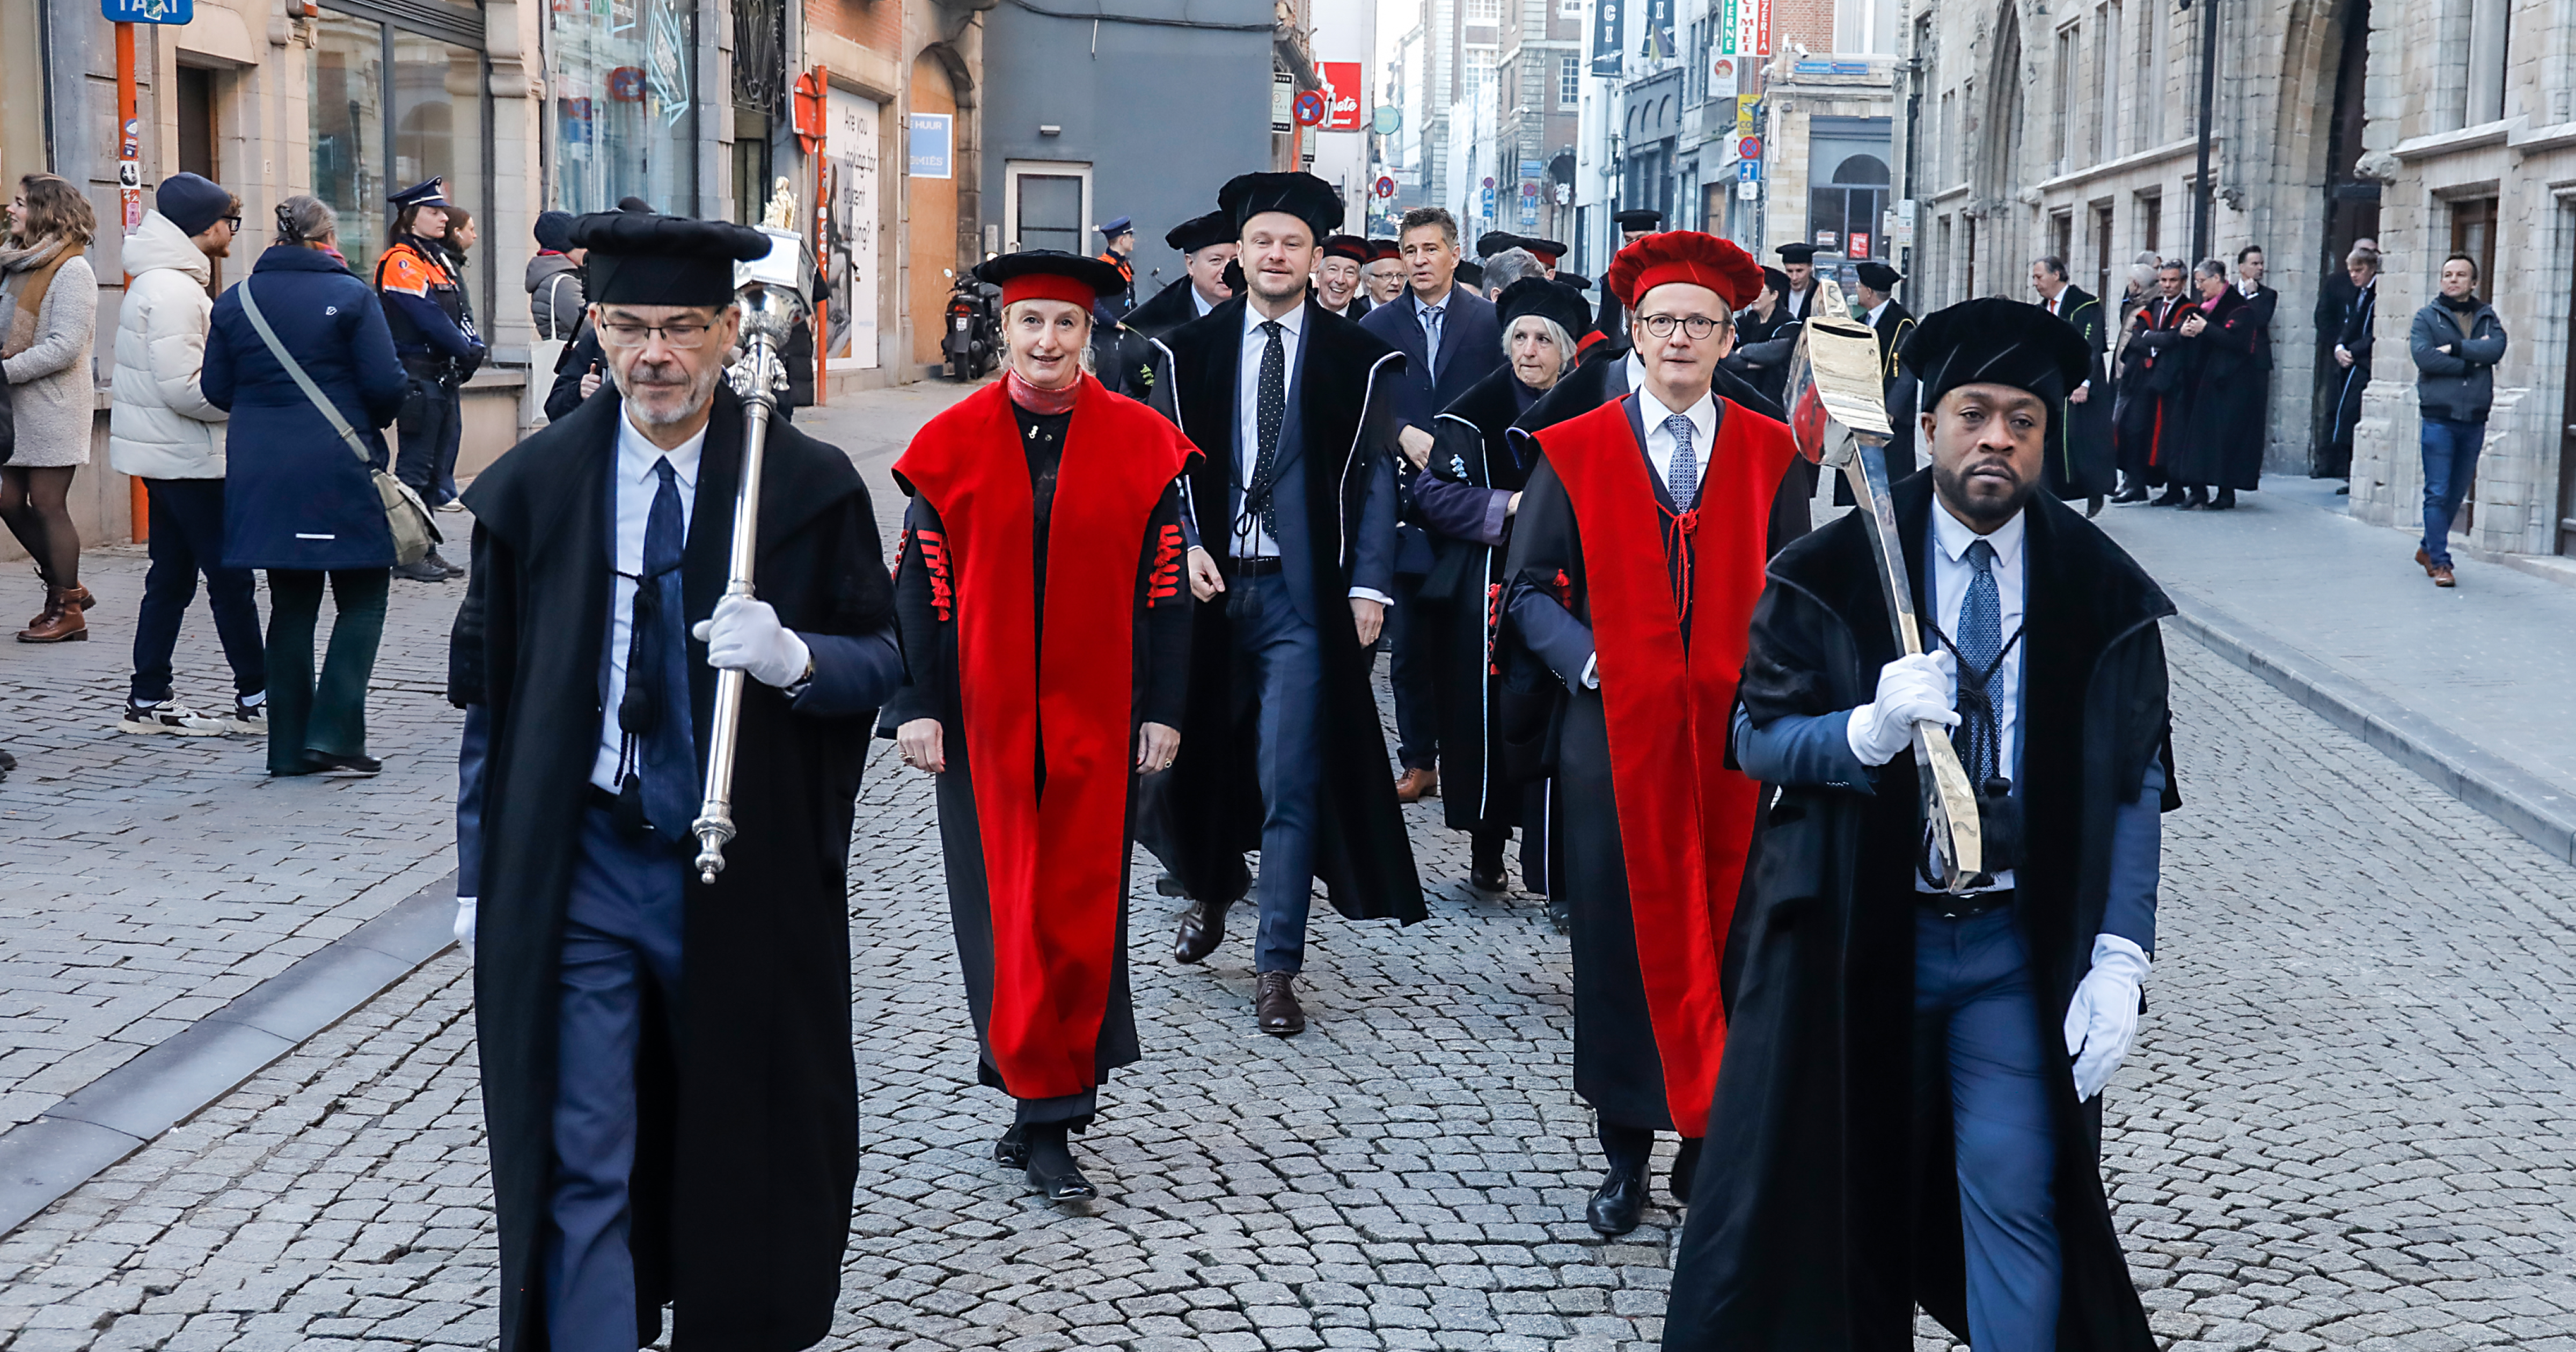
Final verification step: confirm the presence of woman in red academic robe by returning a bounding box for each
[883,251,1201,1202]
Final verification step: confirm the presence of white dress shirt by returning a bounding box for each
[2040,289,2091,391]
[1234,300,1306,560]
[1192,287,1217,318]
[1865,298,1892,328]
[1920,498,2026,892]
[593,409,707,792]
[1414,284,1454,374]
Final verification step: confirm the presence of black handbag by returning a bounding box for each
[0,369,15,464]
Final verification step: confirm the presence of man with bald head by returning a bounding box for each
[1501,231,1811,1237]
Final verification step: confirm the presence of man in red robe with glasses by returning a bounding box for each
[1500,231,1811,1236]
[884,249,1202,1204]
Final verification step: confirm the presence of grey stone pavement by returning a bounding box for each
[2087,476,2576,819]
[0,385,2571,1349]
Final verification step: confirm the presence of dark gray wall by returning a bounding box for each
[979,0,1275,298]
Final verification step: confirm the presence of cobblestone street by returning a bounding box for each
[0,390,2571,1349]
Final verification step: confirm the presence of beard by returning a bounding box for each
[615,355,723,427]
[1931,453,2040,530]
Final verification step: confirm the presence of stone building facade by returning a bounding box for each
[1897,0,2576,562]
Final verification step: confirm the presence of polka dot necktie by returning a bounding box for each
[1663,413,1699,508]
[1249,320,1286,545]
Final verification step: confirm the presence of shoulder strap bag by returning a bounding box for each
[238,277,441,567]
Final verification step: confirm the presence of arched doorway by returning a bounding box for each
[908,49,961,368]
[2311,0,2375,474]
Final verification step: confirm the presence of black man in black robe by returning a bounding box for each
[1667,298,2175,1352]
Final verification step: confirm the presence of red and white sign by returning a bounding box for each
[1374,175,1397,198]
[1757,0,1772,55]
[1850,231,1871,259]
[1316,62,1366,131]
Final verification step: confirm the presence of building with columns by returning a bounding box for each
[1897,0,2576,563]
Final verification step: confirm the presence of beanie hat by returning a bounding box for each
[155,172,231,238]
[533,210,576,253]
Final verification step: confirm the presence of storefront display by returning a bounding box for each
[550,0,698,215]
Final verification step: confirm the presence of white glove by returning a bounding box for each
[2063,934,2150,1101]
[1844,652,1960,766]
[453,897,477,957]
[692,595,813,689]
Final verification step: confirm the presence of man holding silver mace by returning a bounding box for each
[447,209,902,1352]
[1664,298,2178,1352]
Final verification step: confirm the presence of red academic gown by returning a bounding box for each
[1501,391,1806,1134]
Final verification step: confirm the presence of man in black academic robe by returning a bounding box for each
[2113,260,2192,503]
[1776,240,1826,322]
[2032,256,2116,509]
[450,213,903,1352]
[1667,298,2174,1352]
[1123,210,1239,340]
[2235,246,2279,486]
[1157,172,1423,1035]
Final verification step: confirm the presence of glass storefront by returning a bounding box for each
[310,4,492,316]
[549,0,699,216]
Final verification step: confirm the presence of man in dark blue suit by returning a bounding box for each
[1154,172,1425,1037]
[1362,206,1503,803]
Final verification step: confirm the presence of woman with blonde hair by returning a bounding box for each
[0,173,101,642]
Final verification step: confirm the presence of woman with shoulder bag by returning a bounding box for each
[0,173,101,643]
[204,195,410,776]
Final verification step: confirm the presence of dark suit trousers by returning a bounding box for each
[1382,571,1437,771]
[1231,571,1323,973]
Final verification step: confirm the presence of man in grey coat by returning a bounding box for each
[2407,252,2507,588]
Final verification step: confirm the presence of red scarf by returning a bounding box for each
[1005,367,1081,415]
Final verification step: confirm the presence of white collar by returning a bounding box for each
[1192,288,1219,315]
[1243,298,1305,341]
[1931,495,2026,571]
[1866,299,1892,326]
[618,406,708,491]
[1641,378,1717,435]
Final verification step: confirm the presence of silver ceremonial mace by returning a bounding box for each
[1781,315,1985,893]
[693,226,812,884]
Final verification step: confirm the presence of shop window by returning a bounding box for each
[550,0,700,217]
[310,4,493,315]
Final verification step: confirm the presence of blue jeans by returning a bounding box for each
[2418,416,2484,568]
[1916,907,2061,1352]
[545,806,687,1352]
[1228,571,1323,974]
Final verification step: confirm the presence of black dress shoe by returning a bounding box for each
[301,750,383,777]
[1543,898,1571,935]
[1586,1166,1646,1236]
[993,1125,1029,1170]
[2085,494,2104,518]
[2212,488,2237,510]
[2150,487,2186,506]
[2111,484,2148,504]
[1154,871,1188,897]
[1468,862,1507,893]
[1173,900,1228,964]
[1021,1124,1097,1202]
[1255,971,1305,1035]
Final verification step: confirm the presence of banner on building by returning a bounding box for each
[1316,62,1366,131]
[1642,0,1674,61]
[1756,0,1772,55]
[1590,0,1623,76]
[1736,94,1758,136]
[1734,0,1755,62]
[1710,54,1738,98]
[908,113,952,179]
[823,87,881,370]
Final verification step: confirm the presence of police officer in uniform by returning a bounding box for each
[377,177,482,582]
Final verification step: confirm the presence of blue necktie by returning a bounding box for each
[1663,413,1699,507]
[1421,302,1445,374]
[1952,538,2002,787]
[617,458,698,841]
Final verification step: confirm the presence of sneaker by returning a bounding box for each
[393,557,449,583]
[436,499,469,513]
[434,549,466,579]
[119,700,231,737]
[226,696,268,736]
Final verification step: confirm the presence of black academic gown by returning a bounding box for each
[1123,276,1207,341]
[2173,286,2264,491]
[1151,296,1425,924]
[1665,472,2176,1352]
[1500,397,1810,1130]
[1417,368,1548,849]
[452,387,895,1352]
[881,403,1191,1125]
[1868,300,1915,389]
[1089,321,1175,415]
[2045,285,2117,499]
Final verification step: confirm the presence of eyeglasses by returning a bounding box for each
[597,319,716,350]
[220,215,244,231]
[1638,314,1724,340]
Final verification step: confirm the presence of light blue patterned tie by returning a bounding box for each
[1953,538,2001,786]
[1421,302,1445,374]
[1663,413,1699,507]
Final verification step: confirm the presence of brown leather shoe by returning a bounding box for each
[1394,767,1438,803]
[61,584,94,612]
[2433,564,2456,588]
[1255,972,1305,1035]
[17,590,85,643]
[1173,900,1228,965]
[2414,547,2435,576]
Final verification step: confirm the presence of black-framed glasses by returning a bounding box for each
[221,215,244,231]
[1638,314,1723,340]
[598,320,716,350]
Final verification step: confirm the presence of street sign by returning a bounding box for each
[1272,73,1293,134]
[1737,179,1759,201]
[1316,63,1365,131]
[1374,175,1397,199]
[101,0,189,21]
[1736,94,1759,136]
[1737,159,1758,182]
[1738,136,1762,159]
[1293,90,1327,128]
[1373,105,1402,135]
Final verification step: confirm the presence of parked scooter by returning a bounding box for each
[941,269,1000,381]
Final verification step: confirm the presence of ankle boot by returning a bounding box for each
[17,589,87,643]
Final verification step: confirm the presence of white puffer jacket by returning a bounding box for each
[108,211,228,479]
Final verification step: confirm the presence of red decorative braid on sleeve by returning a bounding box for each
[1550,568,1575,609]
[1484,581,1505,676]
[918,530,955,622]
[1145,523,1184,607]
